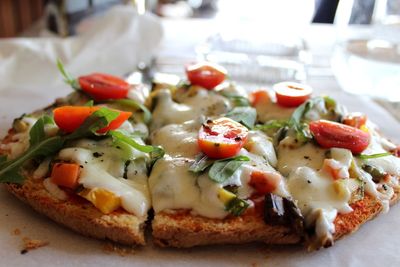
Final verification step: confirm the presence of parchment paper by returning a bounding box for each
[0,10,400,267]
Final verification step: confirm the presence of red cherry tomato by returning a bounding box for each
[273,82,312,107]
[53,106,131,133]
[185,62,227,90]
[309,120,370,154]
[78,73,130,101]
[198,118,248,159]
[342,112,367,129]
[249,170,281,195]
[249,89,271,106]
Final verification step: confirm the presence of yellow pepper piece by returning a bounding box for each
[218,188,236,205]
[332,180,351,201]
[79,188,121,214]
[360,125,369,133]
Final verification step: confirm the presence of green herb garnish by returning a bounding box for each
[358,152,392,160]
[220,92,250,107]
[57,59,80,90]
[226,107,257,129]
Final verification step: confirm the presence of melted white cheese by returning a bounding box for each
[255,101,294,123]
[151,89,231,130]
[246,131,277,167]
[58,139,150,218]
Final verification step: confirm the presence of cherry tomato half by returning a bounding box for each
[78,73,130,101]
[309,120,370,154]
[53,106,131,134]
[249,170,281,195]
[273,82,312,107]
[185,62,227,90]
[342,112,367,129]
[198,117,248,159]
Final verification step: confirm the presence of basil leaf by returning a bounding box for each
[109,99,151,124]
[359,152,392,160]
[226,197,249,216]
[29,115,54,146]
[189,153,214,173]
[208,155,250,183]
[66,107,120,139]
[57,59,80,90]
[226,107,257,129]
[221,92,250,107]
[0,136,64,183]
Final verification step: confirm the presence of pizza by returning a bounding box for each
[1,61,399,250]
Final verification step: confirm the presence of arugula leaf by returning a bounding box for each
[220,92,250,107]
[208,155,250,183]
[66,107,119,140]
[359,152,392,160]
[57,59,80,90]
[0,136,64,183]
[226,107,257,129]
[84,100,94,107]
[109,130,164,163]
[0,155,7,165]
[226,197,249,216]
[254,120,289,131]
[29,115,54,146]
[109,99,152,124]
[189,153,214,173]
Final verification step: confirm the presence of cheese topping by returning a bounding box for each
[58,138,150,218]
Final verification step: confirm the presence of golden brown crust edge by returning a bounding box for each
[333,190,399,241]
[4,179,146,246]
[152,211,301,248]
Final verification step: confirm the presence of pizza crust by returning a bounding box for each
[5,178,146,246]
[152,211,301,248]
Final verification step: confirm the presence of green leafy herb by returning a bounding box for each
[221,92,250,107]
[189,153,214,173]
[254,120,289,131]
[84,100,94,107]
[0,107,123,184]
[56,59,80,90]
[359,152,392,160]
[226,107,257,129]
[109,99,152,124]
[29,115,54,146]
[208,155,250,183]
[109,130,164,163]
[0,155,7,165]
[225,197,249,216]
[0,136,64,183]
[66,108,120,140]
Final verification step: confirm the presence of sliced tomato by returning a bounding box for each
[53,106,131,133]
[185,62,227,90]
[309,120,370,154]
[249,170,281,195]
[342,112,367,129]
[198,118,248,159]
[273,82,312,107]
[78,73,130,101]
[249,89,271,106]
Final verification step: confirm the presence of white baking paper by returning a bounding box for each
[1,12,400,267]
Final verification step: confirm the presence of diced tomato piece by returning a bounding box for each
[50,163,80,189]
[249,89,271,106]
[185,62,227,90]
[249,170,281,195]
[53,106,131,133]
[273,82,312,107]
[198,118,248,159]
[309,120,370,154]
[78,73,130,101]
[342,112,367,129]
